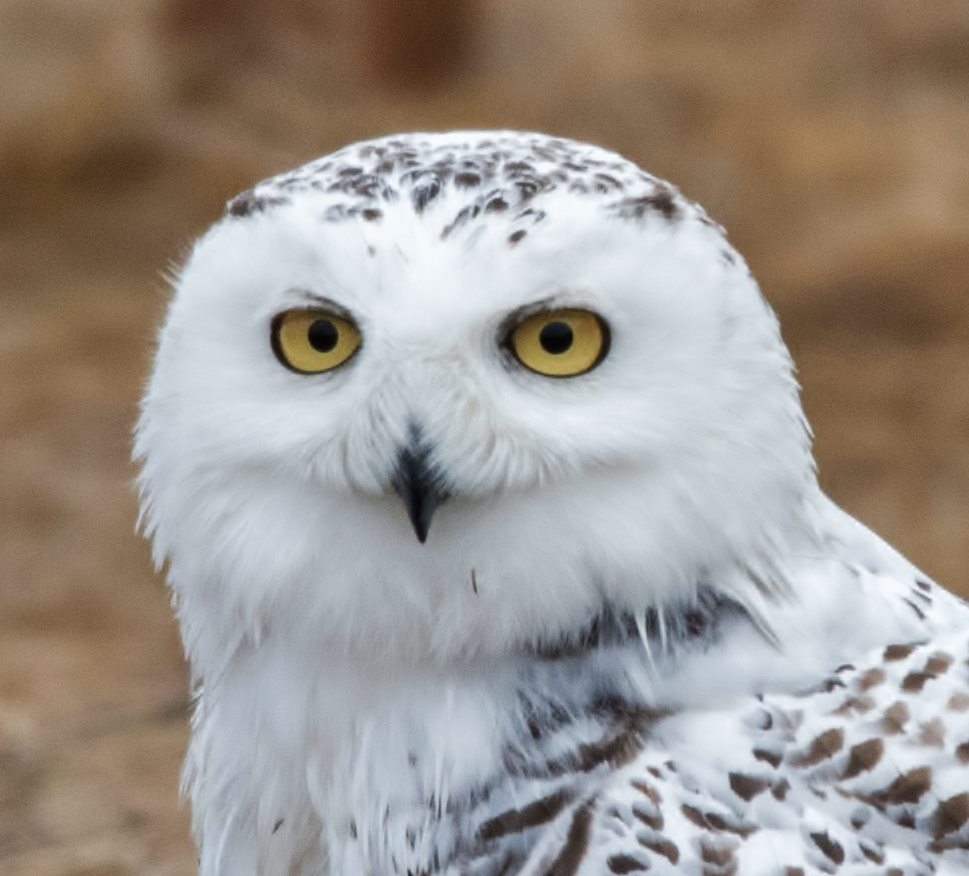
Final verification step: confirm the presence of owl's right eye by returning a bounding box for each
[271,309,362,374]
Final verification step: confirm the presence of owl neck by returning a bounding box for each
[524,587,751,660]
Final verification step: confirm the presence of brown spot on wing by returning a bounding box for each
[882,700,910,734]
[728,772,770,801]
[639,836,679,865]
[856,667,886,691]
[924,652,954,675]
[957,741,969,763]
[867,765,933,806]
[632,803,663,831]
[698,836,738,869]
[809,831,845,865]
[478,788,574,841]
[948,692,969,712]
[933,792,969,839]
[859,839,884,863]
[790,727,844,767]
[542,801,594,876]
[841,737,884,779]
[705,811,759,838]
[902,671,934,693]
[919,717,946,747]
[606,853,649,873]
[884,643,919,661]
[831,694,876,716]
[753,748,781,768]
[630,779,661,805]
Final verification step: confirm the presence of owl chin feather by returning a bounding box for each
[134,131,967,876]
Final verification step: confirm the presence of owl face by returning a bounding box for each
[137,133,815,663]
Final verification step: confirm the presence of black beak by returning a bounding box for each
[391,433,450,544]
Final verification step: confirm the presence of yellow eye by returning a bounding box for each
[508,308,609,377]
[271,309,361,374]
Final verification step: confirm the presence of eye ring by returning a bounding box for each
[506,307,610,378]
[271,308,362,374]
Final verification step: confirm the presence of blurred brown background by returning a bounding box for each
[1,1,968,873]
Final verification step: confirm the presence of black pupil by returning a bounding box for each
[538,321,574,355]
[307,319,339,353]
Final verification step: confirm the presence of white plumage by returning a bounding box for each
[135,131,969,875]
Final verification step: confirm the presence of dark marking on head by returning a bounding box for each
[323,204,351,222]
[911,586,932,604]
[903,597,926,619]
[226,191,290,218]
[412,177,443,213]
[508,229,527,246]
[515,207,546,224]
[453,171,481,188]
[440,203,481,240]
[609,184,681,222]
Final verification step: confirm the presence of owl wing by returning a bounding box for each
[528,624,969,876]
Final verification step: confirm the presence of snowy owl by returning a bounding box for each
[135,131,969,875]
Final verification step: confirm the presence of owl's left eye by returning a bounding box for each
[507,308,610,378]
[271,309,361,374]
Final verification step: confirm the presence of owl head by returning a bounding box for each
[135,132,817,668]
